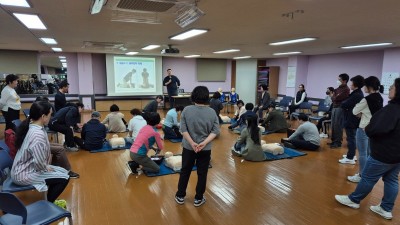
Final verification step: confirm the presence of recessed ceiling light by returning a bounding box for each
[125,52,138,55]
[340,43,393,49]
[269,38,316,46]
[233,56,251,59]
[58,56,66,59]
[273,51,302,56]
[13,13,47,30]
[62,63,67,67]
[213,49,240,54]
[40,38,57,45]
[170,29,208,40]
[52,47,62,52]
[184,55,201,58]
[0,0,30,7]
[142,45,160,50]
[60,59,66,63]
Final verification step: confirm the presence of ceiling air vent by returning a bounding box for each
[116,0,176,12]
[82,41,127,51]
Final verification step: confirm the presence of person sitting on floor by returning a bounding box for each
[102,104,126,133]
[210,91,224,124]
[126,108,147,143]
[11,101,70,203]
[260,103,288,133]
[282,113,320,151]
[163,105,184,140]
[231,115,266,162]
[232,100,245,121]
[127,112,164,174]
[75,111,107,151]
[48,102,84,151]
[228,103,257,134]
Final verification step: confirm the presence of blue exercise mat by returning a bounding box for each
[166,138,183,143]
[264,147,306,161]
[144,161,212,177]
[90,142,132,153]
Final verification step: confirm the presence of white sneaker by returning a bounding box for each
[347,173,361,183]
[339,158,356,165]
[322,134,328,138]
[370,205,393,220]
[66,146,79,152]
[319,133,326,138]
[335,195,360,209]
[343,155,357,161]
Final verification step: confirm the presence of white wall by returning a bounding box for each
[236,59,257,104]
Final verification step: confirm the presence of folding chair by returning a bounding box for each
[290,102,313,120]
[0,192,72,225]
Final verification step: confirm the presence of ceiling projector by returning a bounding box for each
[161,47,180,54]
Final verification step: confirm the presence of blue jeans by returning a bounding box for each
[349,156,400,212]
[345,128,356,159]
[356,128,370,174]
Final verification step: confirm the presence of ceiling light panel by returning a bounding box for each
[40,38,57,45]
[184,55,201,58]
[126,52,139,55]
[0,0,30,7]
[233,56,251,59]
[170,29,208,41]
[142,45,160,50]
[13,13,47,30]
[341,43,393,49]
[273,51,302,55]
[269,38,316,46]
[213,49,240,54]
[52,47,62,52]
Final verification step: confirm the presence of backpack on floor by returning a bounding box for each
[5,128,17,159]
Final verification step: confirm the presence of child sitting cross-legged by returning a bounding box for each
[127,112,164,174]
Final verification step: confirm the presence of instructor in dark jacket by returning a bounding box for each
[335,78,400,219]
[339,75,364,163]
[163,69,180,109]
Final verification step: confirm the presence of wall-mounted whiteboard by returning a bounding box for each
[286,66,296,87]
[382,72,399,95]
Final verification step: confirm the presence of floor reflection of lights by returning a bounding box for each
[209,179,236,206]
[265,175,292,195]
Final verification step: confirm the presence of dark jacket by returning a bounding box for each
[332,84,350,108]
[50,106,80,128]
[262,109,288,133]
[163,75,180,92]
[257,91,271,107]
[366,103,400,164]
[82,119,107,150]
[237,110,257,126]
[143,100,158,113]
[209,98,223,116]
[54,90,66,112]
[341,88,364,129]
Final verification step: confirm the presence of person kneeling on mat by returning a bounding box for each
[127,112,164,174]
[281,113,320,151]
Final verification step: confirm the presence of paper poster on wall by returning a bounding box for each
[382,72,399,95]
[286,66,296,87]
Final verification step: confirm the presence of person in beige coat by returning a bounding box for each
[102,104,126,133]
[231,115,266,161]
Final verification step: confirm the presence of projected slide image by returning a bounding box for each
[114,57,156,93]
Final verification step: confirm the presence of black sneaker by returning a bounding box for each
[175,195,185,205]
[194,197,206,207]
[127,161,139,174]
[68,171,80,179]
[283,141,296,149]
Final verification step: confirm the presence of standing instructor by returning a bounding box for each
[163,68,180,109]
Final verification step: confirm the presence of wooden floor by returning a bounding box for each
[5,109,400,225]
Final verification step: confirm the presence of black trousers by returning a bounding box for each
[45,177,70,202]
[167,89,178,109]
[290,139,319,151]
[48,122,75,147]
[288,104,300,115]
[176,148,211,200]
[2,108,20,131]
